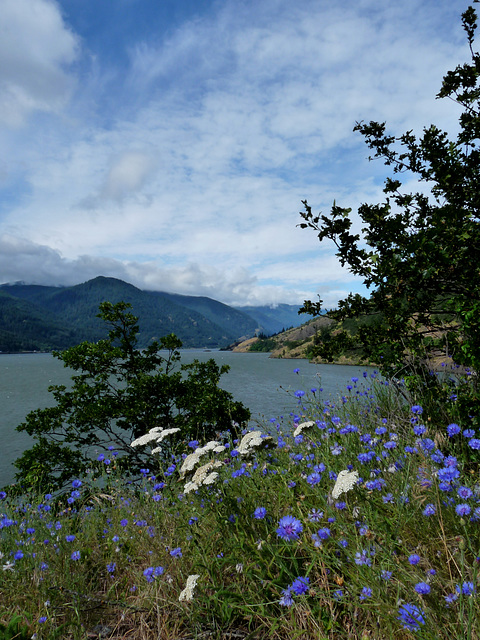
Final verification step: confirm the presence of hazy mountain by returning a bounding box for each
[0,277,280,352]
[234,304,309,336]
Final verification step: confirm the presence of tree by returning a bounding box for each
[299,5,480,423]
[14,302,250,492]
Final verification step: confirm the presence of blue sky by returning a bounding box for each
[0,0,470,307]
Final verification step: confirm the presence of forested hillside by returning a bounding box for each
[0,277,307,352]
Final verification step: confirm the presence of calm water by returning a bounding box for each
[0,351,373,487]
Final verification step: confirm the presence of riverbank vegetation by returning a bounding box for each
[1,367,479,639]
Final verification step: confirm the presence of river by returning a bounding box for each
[0,351,374,487]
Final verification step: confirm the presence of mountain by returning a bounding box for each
[0,277,261,352]
[233,304,309,336]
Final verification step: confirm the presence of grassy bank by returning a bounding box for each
[1,369,479,639]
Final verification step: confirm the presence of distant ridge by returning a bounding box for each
[0,277,306,352]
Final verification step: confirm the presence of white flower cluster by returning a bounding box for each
[183,460,223,494]
[180,440,225,478]
[236,430,273,456]
[179,574,200,601]
[293,421,316,437]
[332,469,360,500]
[130,426,181,454]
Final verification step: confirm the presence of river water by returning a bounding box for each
[0,351,374,487]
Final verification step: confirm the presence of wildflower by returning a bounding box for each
[279,587,294,607]
[468,438,480,450]
[455,504,471,517]
[397,603,426,631]
[14,551,23,560]
[317,527,331,540]
[235,564,243,573]
[308,509,323,522]
[170,547,182,558]
[411,405,423,415]
[359,586,372,600]
[293,421,316,437]
[330,443,343,455]
[456,582,476,596]
[107,562,116,574]
[65,535,76,542]
[355,550,372,567]
[457,486,473,500]
[253,507,267,520]
[447,423,460,437]
[276,515,303,542]
[0,491,6,500]
[331,469,359,499]
[408,554,421,565]
[380,570,392,581]
[306,471,322,486]
[179,574,200,601]
[72,479,82,489]
[291,576,309,595]
[70,551,81,561]
[414,582,430,595]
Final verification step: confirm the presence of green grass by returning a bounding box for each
[1,370,479,639]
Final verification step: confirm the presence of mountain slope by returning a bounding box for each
[0,278,258,351]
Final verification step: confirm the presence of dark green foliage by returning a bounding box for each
[0,277,259,351]
[299,5,480,422]
[248,336,277,352]
[13,302,250,493]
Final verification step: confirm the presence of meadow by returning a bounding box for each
[1,367,479,640]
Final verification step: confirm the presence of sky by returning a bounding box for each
[0,0,471,308]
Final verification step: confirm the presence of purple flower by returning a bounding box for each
[455,503,471,517]
[398,603,426,631]
[306,472,322,486]
[308,509,323,522]
[65,535,76,543]
[276,515,303,542]
[107,562,116,574]
[456,581,476,596]
[70,551,81,561]
[414,582,431,595]
[447,423,461,437]
[408,554,421,565]
[253,507,267,520]
[355,550,372,567]
[72,479,82,489]
[14,550,23,560]
[279,588,294,607]
[317,527,331,540]
[291,576,310,595]
[359,586,372,600]
[457,486,473,500]
[170,547,182,558]
[411,405,423,415]
[468,438,480,450]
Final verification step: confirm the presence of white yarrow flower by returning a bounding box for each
[293,421,316,437]
[332,469,359,500]
[237,431,273,456]
[131,432,161,448]
[179,574,200,601]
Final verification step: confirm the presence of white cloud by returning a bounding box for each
[0,0,471,307]
[0,0,78,127]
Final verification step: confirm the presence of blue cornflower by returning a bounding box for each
[71,479,82,489]
[456,581,476,596]
[276,515,303,542]
[279,588,294,607]
[14,550,23,560]
[447,423,461,437]
[457,486,473,500]
[65,535,75,542]
[463,429,475,438]
[359,586,372,600]
[290,576,309,595]
[306,472,322,486]
[408,554,421,565]
[143,567,154,582]
[294,390,305,398]
[170,547,182,557]
[411,405,423,415]
[70,551,81,561]
[253,507,267,520]
[455,503,471,517]
[413,425,426,436]
[468,438,480,450]
[397,603,426,631]
[308,509,323,522]
[380,570,392,581]
[355,550,372,567]
[414,582,430,595]
[107,562,116,574]
[317,527,331,540]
